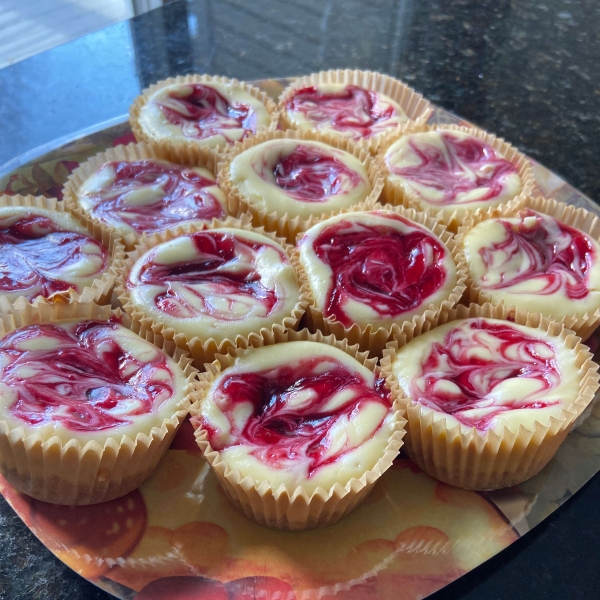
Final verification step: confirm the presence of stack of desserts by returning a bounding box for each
[0,70,598,532]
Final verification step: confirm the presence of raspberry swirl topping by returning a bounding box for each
[155,84,258,141]
[407,319,561,431]
[307,213,450,327]
[130,231,285,321]
[0,320,176,432]
[79,160,225,234]
[202,351,391,476]
[0,213,108,300]
[286,85,406,140]
[476,211,595,300]
[386,131,520,207]
[266,144,364,202]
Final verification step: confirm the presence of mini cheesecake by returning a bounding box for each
[462,210,600,320]
[125,228,300,342]
[136,81,271,149]
[76,159,227,238]
[0,318,188,446]
[298,210,458,329]
[284,83,408,142]
[228,139,372,219]
[392,318,580,435]
[384,130,523,218]
[196,341,396,494]
[0,206,109,302]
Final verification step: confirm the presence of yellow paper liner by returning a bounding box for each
[380,302,600,490]
[278,69,433,155]
[62,141,227,250]
[0,300,198,505]
[376,122,535,231]
[113,217,310,369]
[218,129,385,243]
[129,75,279,155]
[456,196,600,340]
[294,204,469,357]
[0,194,124,309]
[188,327,406,530]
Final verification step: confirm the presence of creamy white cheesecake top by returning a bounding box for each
[0,318,188,445]
[384,130,522,217]
[284,83,408,142]
[229,139,372,219]
[77,159,227,237]
[392,318,580,435]
[298,210,457,328]
[463,210,600,319]
[126,228,300,342]
[138,81,271,148]
[0,206,109,301]
[197,341,395,494]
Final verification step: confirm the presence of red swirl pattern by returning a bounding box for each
[0,214,107,300]
[157,84,256,141]
[478,211,595,300]
[413,319,560,431]
[0,320,175,432]
[134,232,280,320]
[270,145,363,202]
[202,356,390,474]
[389,133,518,205]
[286,85,399,139]
[85,161,225,233]
[310,214,449,326]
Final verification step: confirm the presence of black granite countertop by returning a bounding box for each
[1,0,600,598]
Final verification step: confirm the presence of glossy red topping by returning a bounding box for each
[86,161,225,233]
[286,85,398,139]
[390,133,518,205]
[0,320,175,432]
[310,214,449,326]
[157,84,257,141]
[479,211,595,300]
[0,215,107,300]
[270,144,363,202]
[414,320,560,431]
[134,232,280,319]
[203,357,390,474]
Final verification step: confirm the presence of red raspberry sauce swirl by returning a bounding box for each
[390,133,518,205]
[0,215,107,300]
[270,145,363,202]
[135,232,280,319]
[0,320,175,432]
[478,211,595,300]
[311,215,449,326]
[414,320,560,431]
[286,85,398,139]
[87,161,225,233]
[157,84,257,141]
[203,357,390,474]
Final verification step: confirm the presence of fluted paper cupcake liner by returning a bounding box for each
[380,302,600,490]
[218,129,385,243]
[0,300,198,505]
[295,204,469,357]
[189,327,406,530]
[113,216,310,369]
[376,122,535,231]
[130,74,279,155]
[456,196,600,340]
[0,194,124,307]
[278,69,433,155]
[62,141,227,249]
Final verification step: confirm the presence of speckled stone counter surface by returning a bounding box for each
[1,0,600,598]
